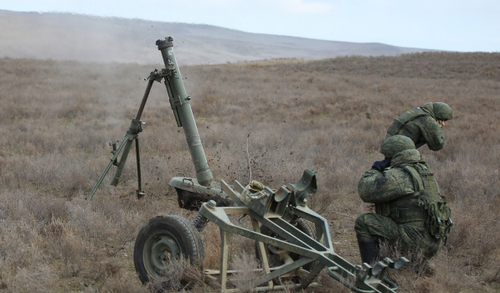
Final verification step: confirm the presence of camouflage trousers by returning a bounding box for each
[355,213,441,258]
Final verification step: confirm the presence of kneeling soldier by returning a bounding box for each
[355,135,452,264]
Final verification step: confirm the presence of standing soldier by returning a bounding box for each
[355,135,452,264]
[386,102,453,151]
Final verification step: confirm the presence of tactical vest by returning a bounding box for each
[387,107,429,136]
[376,163,453,240]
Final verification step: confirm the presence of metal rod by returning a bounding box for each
[135,78,155,121]
[135,137,143,196]
[110,119,141,186]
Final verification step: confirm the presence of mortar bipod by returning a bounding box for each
[87,73,160,201]
[193,176,407,293]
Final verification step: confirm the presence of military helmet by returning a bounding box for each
[433,102,453,121]
[381,135,416,158]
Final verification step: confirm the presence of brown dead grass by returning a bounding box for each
[0,52,499,292]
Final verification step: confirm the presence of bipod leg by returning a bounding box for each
[135,137,145,198]
[110,119,142,186]
[110,76,153,189]
[135,78,155,121]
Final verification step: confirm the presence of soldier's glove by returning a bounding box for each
[371,160,390,172]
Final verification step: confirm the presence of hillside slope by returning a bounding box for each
[0,9,434,65]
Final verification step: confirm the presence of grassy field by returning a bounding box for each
[0,51,499,292]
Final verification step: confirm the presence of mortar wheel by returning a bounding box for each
[256,218,316,271]
[134,215,204,290]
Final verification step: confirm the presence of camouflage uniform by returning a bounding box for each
[385,102,453,151]
[355,135,452,264]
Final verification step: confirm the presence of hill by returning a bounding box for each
[0,9,435,65]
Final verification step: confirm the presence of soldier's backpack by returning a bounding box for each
[402,163,453,240]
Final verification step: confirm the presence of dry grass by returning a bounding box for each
[0,52,499,292]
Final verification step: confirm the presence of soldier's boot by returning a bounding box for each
[358,240,379,265]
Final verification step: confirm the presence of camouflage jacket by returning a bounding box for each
[358,149,452,238]
[386,103,445,151]
[358,149,434,226]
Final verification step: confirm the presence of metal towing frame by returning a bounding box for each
[194,170,407,293]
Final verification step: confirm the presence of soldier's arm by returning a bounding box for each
[419,116,445,151]
[357,169,414,203]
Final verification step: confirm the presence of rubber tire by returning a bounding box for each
[257,218,316,271]
[134,215,204,289]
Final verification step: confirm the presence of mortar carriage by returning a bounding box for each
[89,37,408,292]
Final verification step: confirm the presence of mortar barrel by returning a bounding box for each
[156,37,213,187]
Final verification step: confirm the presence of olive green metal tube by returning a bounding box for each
[156,37,213,187]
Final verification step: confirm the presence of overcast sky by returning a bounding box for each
[3,0,499,52]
